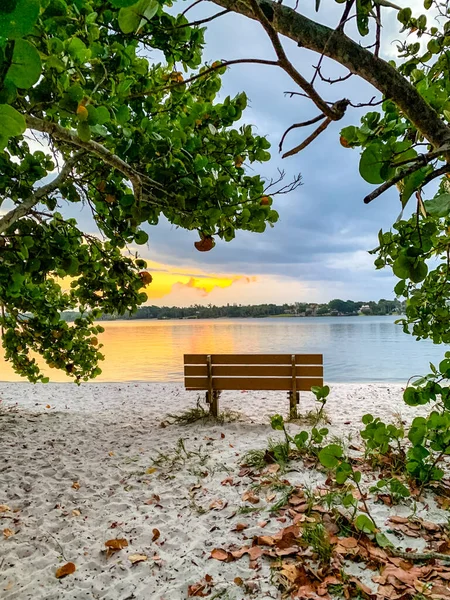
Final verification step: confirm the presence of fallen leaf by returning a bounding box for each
[221,476,234,486]
[233,522,248,532]
[146,467,157,475]
[144,494,160,505]
[0,505,11,512]
[3,528,14,538]
[258,520,268,528]
[55,562,76,578]
[209,499,227,511]
[3,581,13,591]
[71,481,80,490]
[108,451,114,457]
[129,554,148,564]
[221,433,225,439]
[105,538,128,550]
[242,490,260,504]
[72,509,81,517]
[210,548,233,562]
[152,528,160,542]
[46,404,51,409]
[234,577,244,586]
[188,575,214,597]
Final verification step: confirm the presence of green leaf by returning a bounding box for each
[392,254,412,279]
[293,431,308,449]
[0,0,40,39]
[335,462,352,484]
[409,261,428,284]
[400,167,432,208]
[271,414,285,431]
[96,106,111,125]
[376,532,393,548]
[318,444,343,469]
[355,514,375,533]
[362,413,373,425]
[67,37,90,63]
[134,230,149,245]
[424,193,450,218]
[77,121,91,142]
[0,104,26,138]
[118,0,159,34]
[6,39,42,89]
[359,144,385,184]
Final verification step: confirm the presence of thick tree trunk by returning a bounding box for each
[210,0,450,152]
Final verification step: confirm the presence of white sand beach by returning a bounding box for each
[0,383,448,600]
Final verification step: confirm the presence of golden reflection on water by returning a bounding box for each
[0,316,440,383]
[0,320,239,383]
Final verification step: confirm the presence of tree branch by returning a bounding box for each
[279,114,326,153]
[246,0,347,121]
[363,156,450,205]
[0,154,81,235]
[208,0,450,151]
[25,115,166,201]
[282,117,332,158]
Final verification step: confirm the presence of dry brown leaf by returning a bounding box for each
[337,537,358,549]
[220,476,234,486]
[233,522,248,532]
[242,490,260,504]
[152,528,160,542]
[55,562,76,579]
[71,509,81,517]
[0,505,11,513]
[187,575,214,597]
[209,499,227,511]
[389,516,409,524]
[3,581,13,591]
[129,554,148,564]
[105,538,128,550]
[46,404,51,409]
[258,520,268,528]
[144,494,160,505]
[210,548,233,562]
[71,481,80,490]
[146,467,157,474]
[108,451,114,457]
[3,528,14,538]
[257,535,276,546]
[234,577,244,586]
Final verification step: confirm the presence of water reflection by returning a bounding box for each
[0,316,445,383]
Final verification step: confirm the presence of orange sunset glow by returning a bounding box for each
[142,259,258,302]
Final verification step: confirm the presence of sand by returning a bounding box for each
[0,382,447,599]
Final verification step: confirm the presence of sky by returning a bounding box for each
[24,0,428,307]
[128,0,418,306]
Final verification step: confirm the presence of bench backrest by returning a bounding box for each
[184,353,323,391]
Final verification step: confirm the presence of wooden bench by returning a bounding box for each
[183,353,323,418]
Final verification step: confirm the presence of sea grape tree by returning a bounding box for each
[0,0,300,382]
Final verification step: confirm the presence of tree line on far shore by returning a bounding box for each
[61,298,403,322]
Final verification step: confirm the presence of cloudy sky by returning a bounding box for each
[39,1,425,306]
[129,0,418,306]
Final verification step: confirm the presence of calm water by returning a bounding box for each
[0,316,446,383]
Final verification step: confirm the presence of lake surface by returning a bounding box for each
[0,316,446,383]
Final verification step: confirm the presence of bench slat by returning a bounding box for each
[184,353,323,366]
[184,377,323,391]
[184,365,323,377]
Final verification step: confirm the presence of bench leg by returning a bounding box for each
[210,391,219,418]
[289,392,298,420]
[205,391,210,404]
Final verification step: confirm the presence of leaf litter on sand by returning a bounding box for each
[209,477,450,600]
